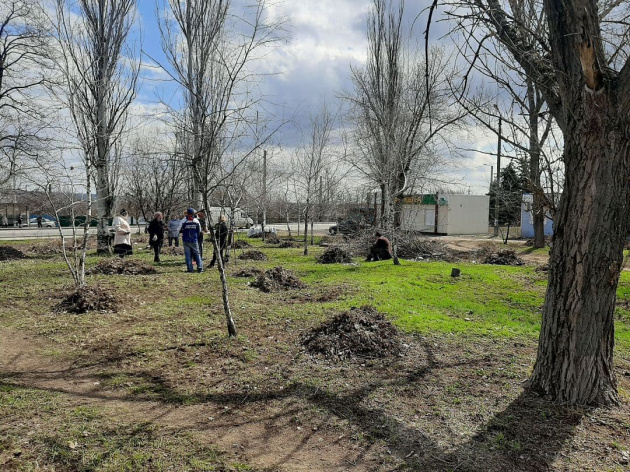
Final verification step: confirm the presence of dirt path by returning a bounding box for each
[0,328,383,471]
[439,236,550,265]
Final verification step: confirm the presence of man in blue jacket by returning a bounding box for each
[179,208,203,273]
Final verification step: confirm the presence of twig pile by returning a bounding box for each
[233,240,252,249]
[278,240,301,248]
[317,246,353,264]
[301,306,402,360]
[483,249,524,266]
[57,285,120,314]
[0,246,27,261]
[251,266,306,292]
[87,258,157,275]
[264,234,281,244]
[238,250,267,261]
[161,246,184,256]
[232,267,264,278]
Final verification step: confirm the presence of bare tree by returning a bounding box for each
[450,0,564,248]
[124,133,188,221]
[158,0,287,337]
[292,103,341,255]
[54,0,139,254]
[446,0,630,405]
[347,0,465,239]
[24,151,93,286]
[0,1,54,187]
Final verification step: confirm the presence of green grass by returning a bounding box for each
[2,236,630,470]
[2,237,630,351]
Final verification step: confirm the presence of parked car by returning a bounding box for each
[29,217,57,227]
[329,218,367,235]
[207,207,253,228]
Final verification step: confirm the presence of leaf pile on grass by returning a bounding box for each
[87,258,157,275]
[264,233,281,244]
[232,267,264,278]
[233,239,252,249]
[536,263,549,272]
[0,246,27,261]
[317,246,353,264]
[238,250,267,261]
[251,266,306,292]
[395,235,456,261]
[56,285,120,314]
[301,305,402,360]
[278,240,301,248]
[483,249,525,266]
[161,245,184,256]
[319,235,339,246]
[25,240,64,255]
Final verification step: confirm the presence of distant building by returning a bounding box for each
[399,194,490,235]
[520,193,553,238]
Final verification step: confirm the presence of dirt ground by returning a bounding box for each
[2,237,629,472]
[437,236,550,266]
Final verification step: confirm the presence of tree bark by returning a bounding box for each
[528,88,628,405]
[207,223,237,337]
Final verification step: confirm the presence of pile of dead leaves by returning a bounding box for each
[232,267,264,278]
[251,266,306,292]
[56,285,120,314]
[483,249,524,266]
[301,306,402,360]
[238,250,267,261]
[264,234,281,244]
[278,240,301,248]
[0,246,27,261]
[317,246,353,264]
[87,258,157,275]
[161,246,184,256]
[318,235,339,246]
[233,240,252,249]
[25,240,64,255]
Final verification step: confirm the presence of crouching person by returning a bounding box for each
[180,208,203,273]
[366,231,392,261]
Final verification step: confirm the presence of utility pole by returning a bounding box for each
[262,149,267,241]
[494,116,502,236]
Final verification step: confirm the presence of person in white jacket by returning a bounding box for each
[112,209,132,257]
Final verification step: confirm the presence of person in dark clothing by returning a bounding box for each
[37,216,42,228]
[209,215,229,268]
[366,231,392,261]
[180,208,203,272]
[148,212,166,262]
[196,209,208,259]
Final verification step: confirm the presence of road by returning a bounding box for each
[0,222,337,240]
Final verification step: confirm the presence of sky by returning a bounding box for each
[133,0,498,195]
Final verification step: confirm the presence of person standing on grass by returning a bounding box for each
[179,207,203,273]
[167,215,180,247]
[112,209,132,258]
[196,209,208,259]
[209,214,229,268]
[148,212,165,262]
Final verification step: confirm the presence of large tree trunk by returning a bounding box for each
[95,164,114,255]
[528,89,629,405]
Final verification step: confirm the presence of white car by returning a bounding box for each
[29,217,56,227]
